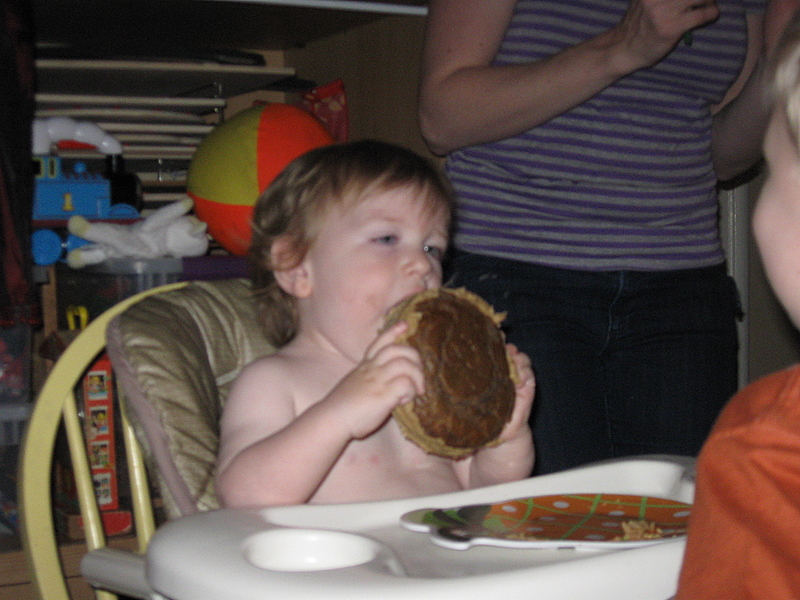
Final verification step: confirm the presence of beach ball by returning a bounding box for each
[187,103,335,255]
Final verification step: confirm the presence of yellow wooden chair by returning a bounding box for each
[18,282,182,600]
[18,277,274,600]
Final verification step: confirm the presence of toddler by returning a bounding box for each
[216,140,535,507]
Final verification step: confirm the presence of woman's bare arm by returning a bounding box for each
[418,0,720,155]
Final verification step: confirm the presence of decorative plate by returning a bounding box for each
[401,493,691,550]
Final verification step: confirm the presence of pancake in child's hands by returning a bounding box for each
[384,287,517,459]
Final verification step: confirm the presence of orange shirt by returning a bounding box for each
[675,365,800,599]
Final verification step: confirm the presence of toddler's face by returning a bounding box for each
[753,107,800,328]
[299,185,450,361]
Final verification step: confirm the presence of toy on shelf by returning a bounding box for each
[31,155,144,266]
[300,79,348,143]
[187,103,334,256]
[32,116,123,156]
[64,198,209,269]
[32,117,141,223]
[31,117,149,266]
[33,155,138,223]
[30,227,91,267]
[34,117,141,210]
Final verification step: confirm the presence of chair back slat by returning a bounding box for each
[18,282,186,600]
[120,403,155,552]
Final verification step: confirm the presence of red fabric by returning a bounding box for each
[0,0,36,322]
[0,167,26,307]
[676,365,800,599]
[301,79,348,143]
[188,194,254,257]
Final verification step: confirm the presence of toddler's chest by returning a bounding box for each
[316,421,461,502]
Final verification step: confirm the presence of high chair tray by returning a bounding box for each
[146,455,695,600]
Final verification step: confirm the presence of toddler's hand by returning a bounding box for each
[496,344,535,445]
[326,321,424,439]
[465,344,535,487]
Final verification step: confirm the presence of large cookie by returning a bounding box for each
[385,287,517,459]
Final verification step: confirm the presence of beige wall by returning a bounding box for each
[285,15,431,158]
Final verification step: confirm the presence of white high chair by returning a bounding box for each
[146,454,696,600]
[18,276,695,600]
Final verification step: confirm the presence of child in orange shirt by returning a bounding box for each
[675,9,800,598]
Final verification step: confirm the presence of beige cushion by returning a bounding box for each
[106,278,275,519]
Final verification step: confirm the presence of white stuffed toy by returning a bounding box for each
[66,197,209,268]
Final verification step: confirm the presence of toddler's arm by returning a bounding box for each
[215,322,424,507]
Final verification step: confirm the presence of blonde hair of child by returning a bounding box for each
[769,8,800,150]
[249,139,454,347]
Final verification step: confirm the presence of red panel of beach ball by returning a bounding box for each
[188,103,334,255]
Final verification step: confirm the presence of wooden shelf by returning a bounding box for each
[33,57,294,167]
[31,1,430,164]
[35,59,295,99]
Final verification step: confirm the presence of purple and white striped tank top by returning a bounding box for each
[447,0,766,271]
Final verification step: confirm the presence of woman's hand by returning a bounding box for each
[612,0,720,71]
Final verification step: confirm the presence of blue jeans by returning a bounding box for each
[446,250,740,475]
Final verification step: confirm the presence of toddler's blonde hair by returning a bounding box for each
[249,139,454,347]
[769,9,800,150]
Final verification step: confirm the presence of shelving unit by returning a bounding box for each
[7,1,431,596]
[31,0,429,204]
[35,59,296,98]
[34,58,295,163]
[33,59,295,217]
[26,0,431,231]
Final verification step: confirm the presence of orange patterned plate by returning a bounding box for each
[401,493,691,550]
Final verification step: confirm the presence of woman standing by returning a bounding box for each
[419,0,790,474]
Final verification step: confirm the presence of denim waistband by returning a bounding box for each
[447,249,729,290]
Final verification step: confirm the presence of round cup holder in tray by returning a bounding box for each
[244,528,404,574]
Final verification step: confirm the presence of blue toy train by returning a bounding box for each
[31,155,141,266]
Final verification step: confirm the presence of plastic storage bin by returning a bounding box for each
[55,257,183,329]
